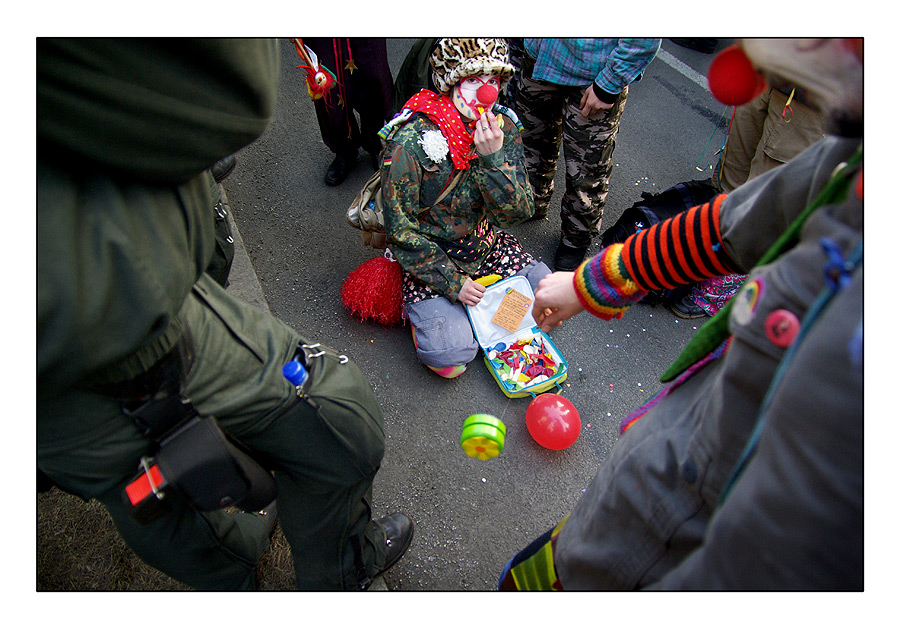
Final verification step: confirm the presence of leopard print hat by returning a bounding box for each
[429,38,516,94]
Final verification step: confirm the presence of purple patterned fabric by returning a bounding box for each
[688,273,748,316]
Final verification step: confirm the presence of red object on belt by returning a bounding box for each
[125,464,166,505]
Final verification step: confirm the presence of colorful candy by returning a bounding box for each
[486,334,560,393]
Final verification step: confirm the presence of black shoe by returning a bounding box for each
[554,241,588,272]
[668,294,709,319]
[211,154,237,182]
[324,152,358,186]
[376,513,414,576]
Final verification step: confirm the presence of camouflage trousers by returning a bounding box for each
[518,75,628,249]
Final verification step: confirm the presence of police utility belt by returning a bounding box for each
[96,336,277,525]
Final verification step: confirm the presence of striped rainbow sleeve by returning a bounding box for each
[621,194,738,291]
[573,194,739,320]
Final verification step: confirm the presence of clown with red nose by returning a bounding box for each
[452,74,501,119]
[382,38,523,171]
[452,73,505,158]
[353,38,551,379]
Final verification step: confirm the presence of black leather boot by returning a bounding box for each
[324,151,358,186]
[376,512,414,576]
[554,240,588,272]
[211,154,237,182]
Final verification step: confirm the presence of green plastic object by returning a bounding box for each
[460,414,507,460]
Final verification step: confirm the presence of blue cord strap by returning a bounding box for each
[718,238,862,505]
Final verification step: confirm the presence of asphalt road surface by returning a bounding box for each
[222,37,733,591]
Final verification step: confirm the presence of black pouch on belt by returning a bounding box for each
[154,415,277,512]
[118,336,277,524]
[123,403,278,524]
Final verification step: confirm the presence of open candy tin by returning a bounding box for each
[466,275,569,398]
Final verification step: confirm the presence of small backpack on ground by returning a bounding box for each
[346,169,387,248]
[600,179,720,305]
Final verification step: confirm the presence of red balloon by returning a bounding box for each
[526,393,581,450]
[707,44,766,106]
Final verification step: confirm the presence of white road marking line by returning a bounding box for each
[656,48,710,92]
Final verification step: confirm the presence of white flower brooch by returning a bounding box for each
[419,130,449,165]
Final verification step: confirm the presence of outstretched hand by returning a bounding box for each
[532,271,585,332]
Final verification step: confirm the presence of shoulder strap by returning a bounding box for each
[433,168,465,206]
[415,168,466,221]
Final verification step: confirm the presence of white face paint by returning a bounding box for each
[451,74,501,121]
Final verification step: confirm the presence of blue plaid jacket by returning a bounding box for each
[524,38,660,96]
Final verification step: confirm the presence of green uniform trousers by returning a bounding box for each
[38,275,387,590]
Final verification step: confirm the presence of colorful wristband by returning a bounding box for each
[574,243,647,320]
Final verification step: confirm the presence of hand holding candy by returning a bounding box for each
[533,271,584,332]
[473,109,503,156]
[458,277,487,306]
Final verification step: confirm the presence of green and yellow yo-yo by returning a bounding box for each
[460,414,507,460]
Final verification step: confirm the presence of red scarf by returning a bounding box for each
[402,89,477,170]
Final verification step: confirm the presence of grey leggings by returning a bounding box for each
[406,260,551,368]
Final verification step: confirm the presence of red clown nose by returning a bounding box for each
[707,44,766,106]
[476,83,499,107]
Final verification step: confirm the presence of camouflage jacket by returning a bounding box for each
[381,112,535,301]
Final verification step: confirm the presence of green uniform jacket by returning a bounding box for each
[37,39,279,396]
[381,112,535,302]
